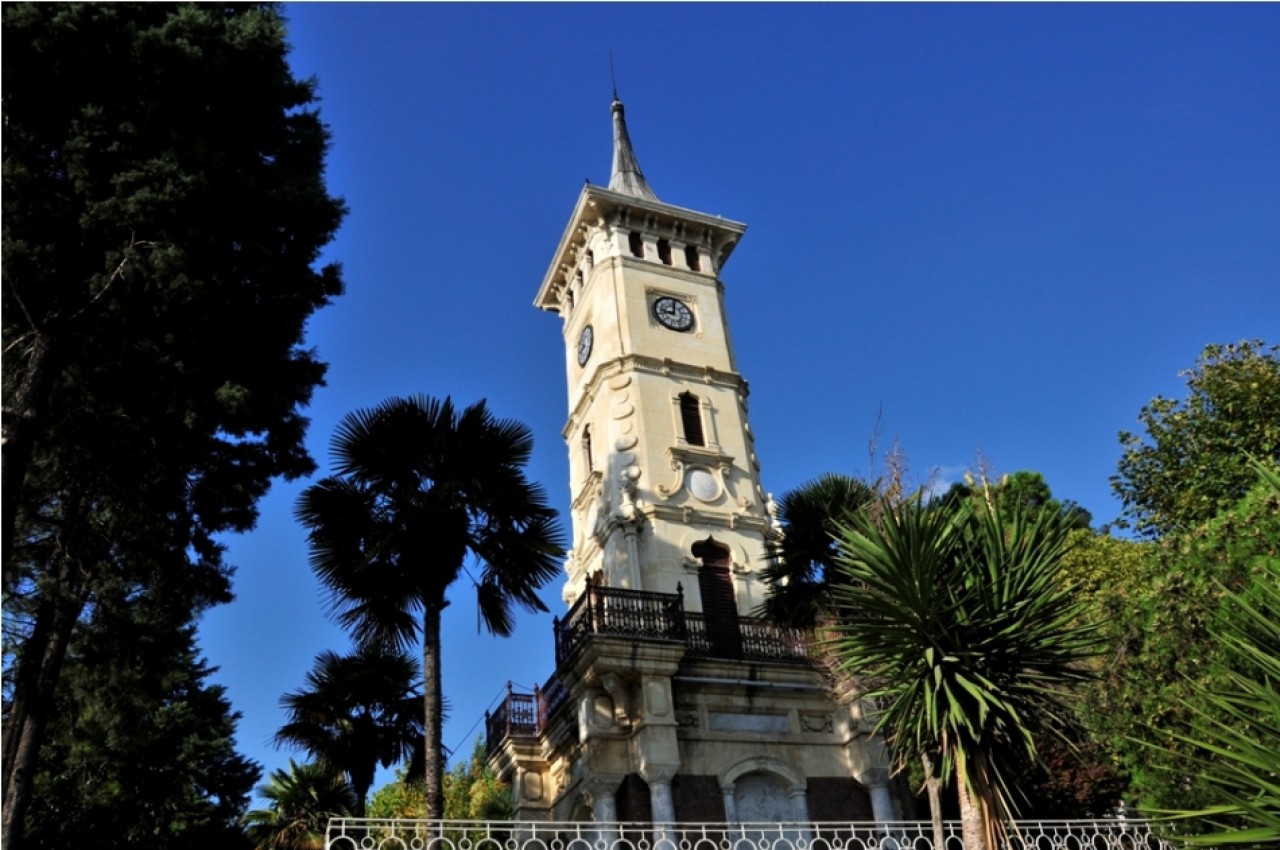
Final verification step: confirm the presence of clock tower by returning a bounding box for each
[535,99,775,622]
[491,97,900,830]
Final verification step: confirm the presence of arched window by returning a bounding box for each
[692,537,741,659]
[628,231,644,258]
[679,393,705,447]
[581,425,593,473]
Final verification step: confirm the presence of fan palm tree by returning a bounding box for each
[759,473,877,627]
[242,760,356,850]
[273,645,423,816]
[294,395,564,818]
[826,494,1100,850]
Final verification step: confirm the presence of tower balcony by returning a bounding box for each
[487,584,814,754]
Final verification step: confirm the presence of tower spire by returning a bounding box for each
[608,95,659,201]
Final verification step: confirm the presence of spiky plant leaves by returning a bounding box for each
[827,494,1101,849]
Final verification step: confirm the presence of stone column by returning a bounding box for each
[649,778,676,847]
[622,525,642,591]
[788,788,813,842]
[720,786,738,824]
[856,767,897,823]
[584,776,622,848]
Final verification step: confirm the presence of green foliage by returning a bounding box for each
[759,473,878,627]
[1162,539,1280,844]
[444,740,513,822]
[274,646,423,817]
[943,471,1092,531]
[1086,473,1280,814]
[369,740,512,823]
[827,496,1101,847]
[2,3,344,843]
[242,760,356,850]
[1113,340,1280,538]
[1057,528,1157,601]
[23,607,259,849]
[296,395,564,818]
[367,770,427,820]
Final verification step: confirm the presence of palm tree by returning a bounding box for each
[242,760,356,850]
[826,494,1100,850]
[759,473,877,627]
[294,395,564,818]
[273,645,423,816]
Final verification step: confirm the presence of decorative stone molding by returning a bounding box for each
[800,712,834,733]
[599,674,631,726]
[657,446,735,499]
[719,755,805,791]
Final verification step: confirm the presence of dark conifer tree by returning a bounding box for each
[2,5,345,845]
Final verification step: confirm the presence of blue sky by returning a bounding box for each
[197,3,1280,799]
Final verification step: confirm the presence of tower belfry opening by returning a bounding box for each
[488,96,901,828]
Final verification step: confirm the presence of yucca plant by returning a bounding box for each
[826,493,1100,850]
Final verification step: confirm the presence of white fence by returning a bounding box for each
[325,819,1175,850]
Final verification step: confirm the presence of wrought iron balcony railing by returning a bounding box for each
[553,584,813,667]
[485,675,570,752]
[326,818,1177,850]
[554,584,689,665]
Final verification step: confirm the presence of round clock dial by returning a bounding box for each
[577,324,594,366]
[652,296,694,332]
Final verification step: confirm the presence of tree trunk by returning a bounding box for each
[922,753,944,850]
[2,329,55,584]
[956,772,990,850]
[1,556,89,850]
[422,602,445,819]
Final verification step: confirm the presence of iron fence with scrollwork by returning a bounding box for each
[326,818,1177,850]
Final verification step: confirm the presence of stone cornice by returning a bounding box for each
[536,184,747,312]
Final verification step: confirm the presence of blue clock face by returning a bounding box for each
[653,296,694,332]
[577,324,594,366]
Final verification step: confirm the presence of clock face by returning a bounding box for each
[576,324,594,366]
[652,296,694,332]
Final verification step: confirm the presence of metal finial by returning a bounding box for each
[609,53,618,101]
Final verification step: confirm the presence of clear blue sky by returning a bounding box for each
[197,3,1280,799]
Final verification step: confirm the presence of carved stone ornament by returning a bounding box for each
[676,710,699,728]
[656,446,735,499]
[800,713,834,733]
[523,771,544,802]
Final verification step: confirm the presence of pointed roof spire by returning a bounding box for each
[608,97,659,201]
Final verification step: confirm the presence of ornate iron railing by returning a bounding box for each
[685,612,812,664]
[486,675,574,752]
[326,818,1177,850]
[554,585,687,665]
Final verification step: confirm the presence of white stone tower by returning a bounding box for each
[534,98,774,625]
[488,97,900,829]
